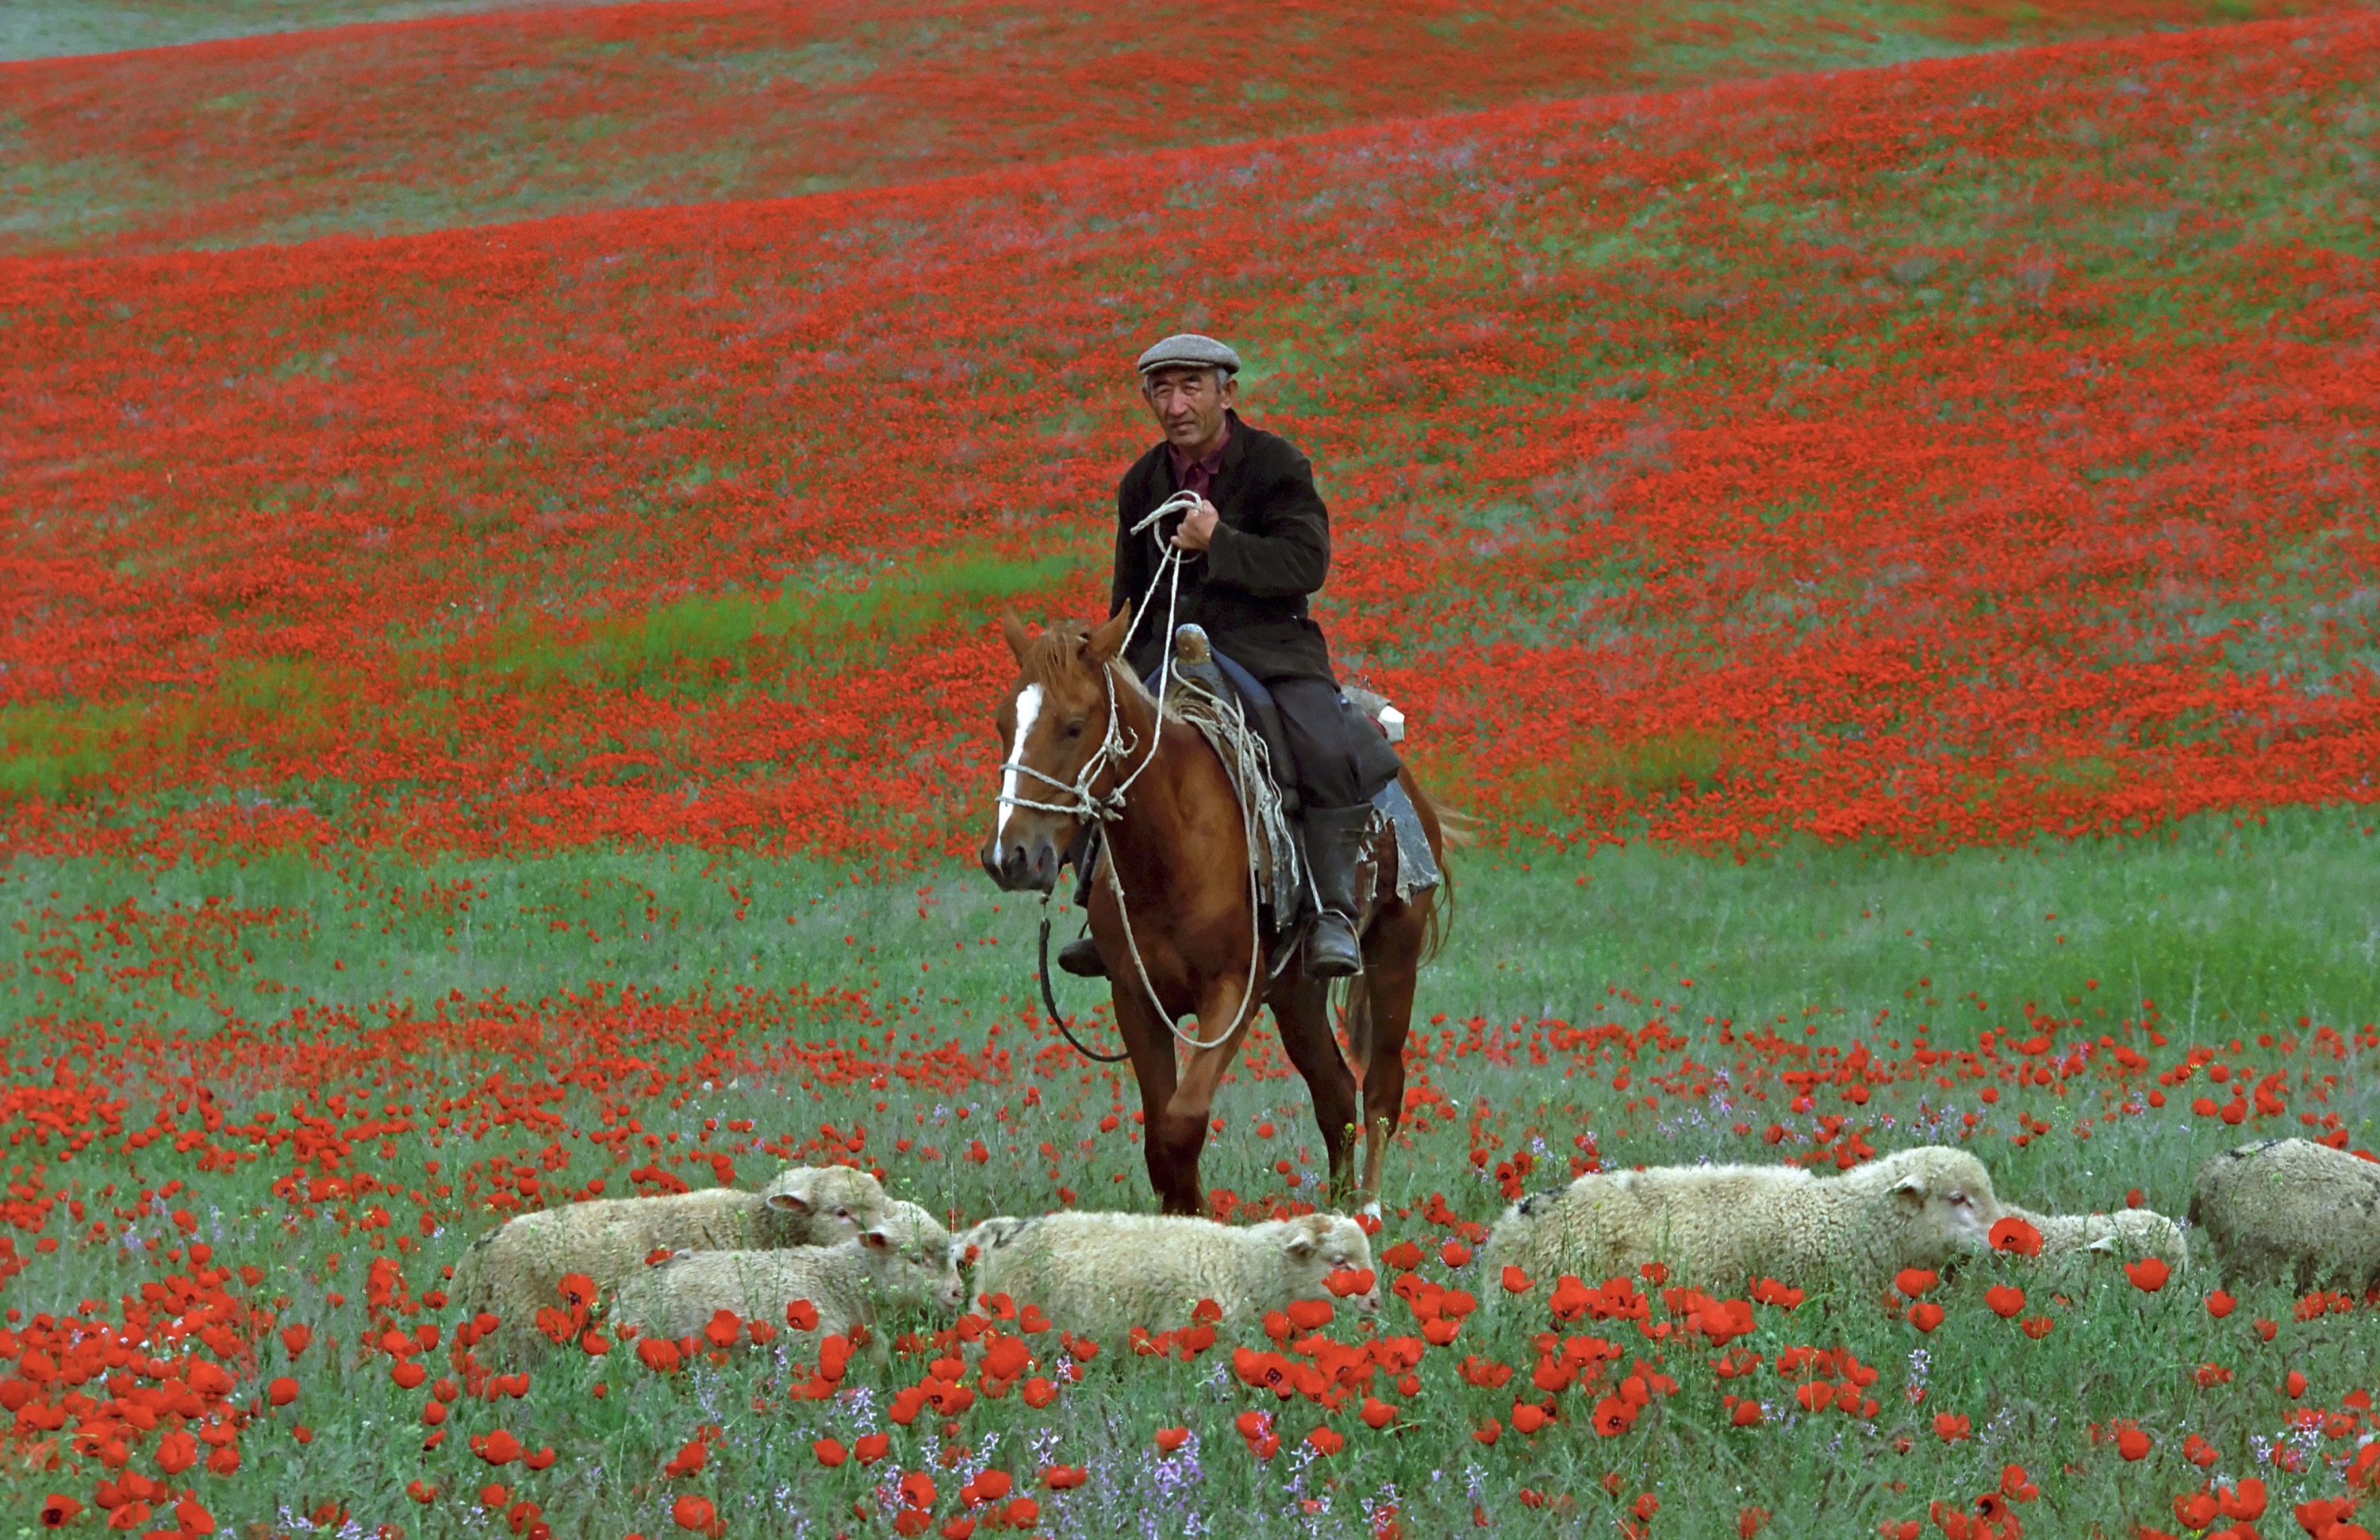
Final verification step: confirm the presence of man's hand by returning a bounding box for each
[1171,497,1220,552]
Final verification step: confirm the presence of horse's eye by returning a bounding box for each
[1064,720,1086,739]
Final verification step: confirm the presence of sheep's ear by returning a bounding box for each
[861,1227,893,1251]
[766,1177,815,1214]
[1887,1174,1927,1204]
[1000,611,1034,664]
[1284,1227,1321,1260]
[2087,1234,2121,1255]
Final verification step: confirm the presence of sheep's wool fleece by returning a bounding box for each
[449,1166,887,1339]
[1482,1146,2003,1295]
[2192,1138,2380,1292]
[611,1203,958,1342]
[2004,1205,2187,1269]
[968,1211,1373,1337]
[612,1246,877,1342]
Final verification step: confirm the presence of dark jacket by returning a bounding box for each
[1110,411,1335,683]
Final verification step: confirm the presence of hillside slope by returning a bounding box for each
[3,13,2375,863]
[3,0,2370,254]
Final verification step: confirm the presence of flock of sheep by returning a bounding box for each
[444,1137,2379,1358]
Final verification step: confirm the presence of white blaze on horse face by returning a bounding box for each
[996,683,1045,840]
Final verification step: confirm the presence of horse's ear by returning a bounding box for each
[1087,604,1132,662]
[999,611,1034,665]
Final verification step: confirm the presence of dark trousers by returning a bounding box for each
[1266,675,1364,812]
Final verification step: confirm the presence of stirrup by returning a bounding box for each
[1307,912,1363,979]
[1058,937,1109,978]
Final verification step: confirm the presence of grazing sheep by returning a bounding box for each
[958,1211,1379,1338]
[448,1165,889,1340]
[2191,1138,2380,1293]
[1482,1146,2005,1297]
[2000,1204,2187,1270]
[608,1202,964,1343]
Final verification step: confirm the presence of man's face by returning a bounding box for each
[1142,367,1235,454]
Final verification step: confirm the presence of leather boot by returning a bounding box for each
[1300,804,1374,979]
[1058,937,1107,978]
[1058,828,1108,977]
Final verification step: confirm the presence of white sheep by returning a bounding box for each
[447,1164,888,1342]
[2001,1204,2187,1270]
[1482,1146,2005,1297]
[608,1202,964,1344]
[958,1211,1379,1338]
[2191,1138,2380,1293]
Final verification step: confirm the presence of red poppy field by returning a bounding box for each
[5,0,2380,1535]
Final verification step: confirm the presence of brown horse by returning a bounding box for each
[979,604,1454,1218]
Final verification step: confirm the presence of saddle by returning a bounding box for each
[1158,625,1440,930]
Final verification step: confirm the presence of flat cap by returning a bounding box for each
[1136,332,1241,376]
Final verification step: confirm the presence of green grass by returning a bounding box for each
[3,808,2378,1534]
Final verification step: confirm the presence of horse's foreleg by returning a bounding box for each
[1269,978,1360,1208]
[1109,987,1194,1216]
[1152,974,1257,1218]
[1355,939,1421,1219]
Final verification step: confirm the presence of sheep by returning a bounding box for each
[1481,1146,2005,1298]
[957,1211,1380,1338]
[2191,1138,2380,1293]
[607,1202,964,1345]
[447,1164,889,1341]
[1999,1204,2187,1271]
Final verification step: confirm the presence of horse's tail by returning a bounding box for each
[1339,977,1375,1084]
[1405,771,1483,969]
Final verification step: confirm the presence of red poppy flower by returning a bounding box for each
[2205,1291,2236,1318]
[2125,1258,2170,1292]
[1895,1269,1939,1298]
[1501,1265,1533,1294]
[1306,1427,1345,1456]
[1984,1285,2025,1319]
[37,1496,80,1529]
[670,1496,716,1532]
[472,1429,523,1465]
[1154,1427,1189,1453]
[1989,1216,2044,1258]
[636,1338,683,1373]
[2116,1426,2151,1461]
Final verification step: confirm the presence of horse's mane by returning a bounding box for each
[1017,620,1157,709]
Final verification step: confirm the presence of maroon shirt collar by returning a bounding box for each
[1167,421,1230,496]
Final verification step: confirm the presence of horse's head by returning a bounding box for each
[981,604,1134,892]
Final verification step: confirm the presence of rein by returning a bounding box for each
[1001,490,1269,1058]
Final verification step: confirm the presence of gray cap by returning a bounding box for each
[1136,332,1241,376]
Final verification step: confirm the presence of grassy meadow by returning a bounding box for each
[5,808,2378,1534]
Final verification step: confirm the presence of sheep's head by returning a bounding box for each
[860,1204,965,1315]
[1281,1215,1380,1313]
[763,1165,887,1244]
[954,1216,1033,1270]
[1879,1147,2003,1262]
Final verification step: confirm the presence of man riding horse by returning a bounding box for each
[1056,332,1377,982]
